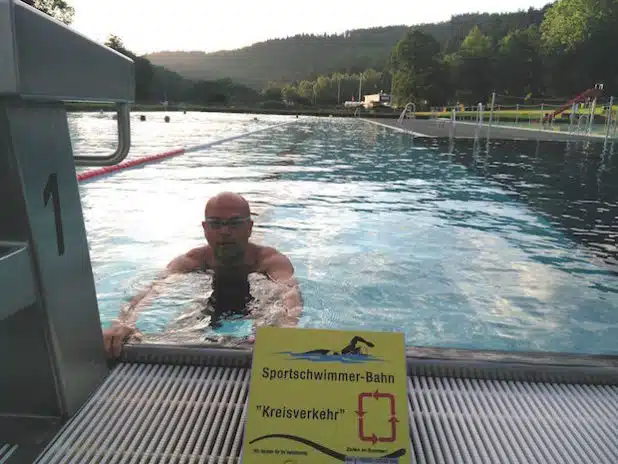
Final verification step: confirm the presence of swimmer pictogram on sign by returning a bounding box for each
[356,390,399,444]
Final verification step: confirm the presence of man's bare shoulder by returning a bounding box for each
[167,246,209,273]
[186,246,210,260]
[256,244,282,259]
[255,245,290,264]
[255,245,295,281]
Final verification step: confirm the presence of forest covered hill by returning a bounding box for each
[145,7,549,89]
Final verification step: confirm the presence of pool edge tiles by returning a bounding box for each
[363,117,612,142]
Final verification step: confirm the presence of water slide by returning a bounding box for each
[543,86,603,122]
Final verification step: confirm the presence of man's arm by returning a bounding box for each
[104,247,205,357]
[263,250,303,327]
[113,248,204,327]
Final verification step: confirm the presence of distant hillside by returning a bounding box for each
[146,27,408,89]
[102,34,261,105]
[146,6,550,90]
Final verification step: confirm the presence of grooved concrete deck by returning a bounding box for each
[28,345,618,464]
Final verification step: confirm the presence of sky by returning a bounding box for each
[69,0,552,56]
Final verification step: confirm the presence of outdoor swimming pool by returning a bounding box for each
[72,112,618,356]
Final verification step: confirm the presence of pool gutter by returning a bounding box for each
[27,344,617,463]
[115,343,618,385]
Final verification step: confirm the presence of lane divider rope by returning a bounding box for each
[76,121,296,183]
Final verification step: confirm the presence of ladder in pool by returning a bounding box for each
[1,2,617,462]
[398,101,416,124]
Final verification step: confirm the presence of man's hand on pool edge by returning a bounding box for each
[103,324,140,358]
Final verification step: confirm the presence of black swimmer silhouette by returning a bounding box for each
[302,336,375,357]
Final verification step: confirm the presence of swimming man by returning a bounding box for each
[103,192,303,358]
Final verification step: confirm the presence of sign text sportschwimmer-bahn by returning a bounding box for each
[242,327,411,463]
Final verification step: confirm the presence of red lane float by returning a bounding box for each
[76,148,185,183]
[75,120,297,183]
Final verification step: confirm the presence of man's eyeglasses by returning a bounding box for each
[204,216,251,229]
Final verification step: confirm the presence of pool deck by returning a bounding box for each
[27,344,618,463]
[363,117,614,143]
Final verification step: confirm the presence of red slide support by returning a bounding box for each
[76,148,185,183]
[543,87,603,123]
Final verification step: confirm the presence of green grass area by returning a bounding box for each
[416,107,617,122]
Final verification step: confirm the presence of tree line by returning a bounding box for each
[145,8,550,90]
[269,1,618,109]
[103,35,262,106]
[390,0,618,108]
[30,0,618,109]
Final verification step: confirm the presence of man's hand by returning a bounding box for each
[102,257,197,358]
[103,325,139,359]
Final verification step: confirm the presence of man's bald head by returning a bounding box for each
[205,192,251,218]
[202,192,254,266]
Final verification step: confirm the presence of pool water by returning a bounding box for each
[72,112,618,355]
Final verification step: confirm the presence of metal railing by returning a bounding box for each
[397,102,416,124]
[449,108,456,138]
[476,103,484,126]
[74,103,131,166]
[604,96,615,140]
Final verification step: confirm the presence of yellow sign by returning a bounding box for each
[242,327,410,463]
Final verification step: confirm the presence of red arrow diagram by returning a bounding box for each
[374,391,396,416]
[358,393,374,443]
[374,392,398,443]
[357,393,373,418]
[380,416,399,442]
[359,416,378,444]
[358,392,399,443]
